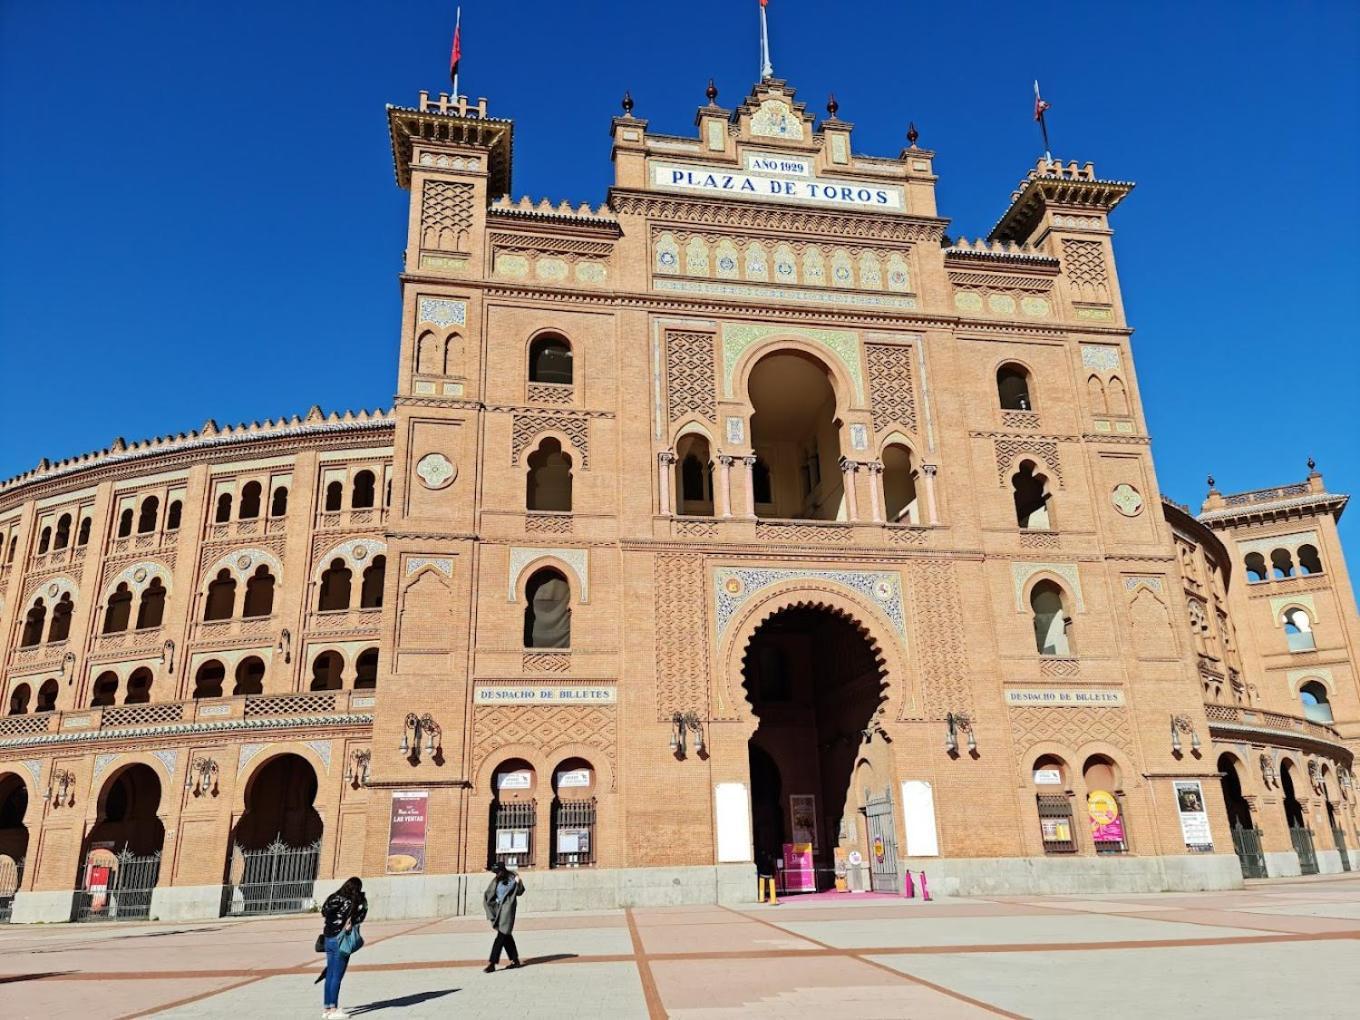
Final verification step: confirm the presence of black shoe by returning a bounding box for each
[483,964,496,973]
[507,961,522,969]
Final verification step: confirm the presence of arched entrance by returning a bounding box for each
[748,351,845,521]
[743,604,892,891]
[1218,753,1266,878]
[1280,760,1318,875]
[0,773,29,923]
[78,764,165,921]
[226,754,323,915]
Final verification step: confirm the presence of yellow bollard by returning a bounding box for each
[763,876,779,906]
[757,875,767,903]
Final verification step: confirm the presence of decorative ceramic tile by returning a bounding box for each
[508,547,589,601]
[1080,345,1122,373]
[1011,562,1085,612]
[417,297,467,328]
[407,557,453,577]
[713,566,906,638]
[721,323,864,401]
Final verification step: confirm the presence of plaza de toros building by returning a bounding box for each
[1,74,1358,924]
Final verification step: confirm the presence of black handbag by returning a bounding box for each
[315,932,326,953]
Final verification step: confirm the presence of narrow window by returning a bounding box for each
[125,668,153,704]
[104,583,134,634]
[47,593,74,642]
[242,566,275,618]
[137,496,159,534]
[324,480,344,512]
[35,680,58,712]
[529,334,573,384]
[310,651,344,691]
[270,486,289,517]
[524,568,571,648]
[214,492,233,523]
[135,578,166,629]
[526,438,573,512]
[318,558,353,611]
[118,508,134,537]
[8,684,32,715]
[882,444,919,523]
[203,568,237,621]
[1244,553,1267,583]
[239,482,262,519]
[1012,460,1052,529]
[193,660,225,699]
[351,470,376,509]
[166,500,182,531]
[752,458,772,505]
[54,514,72,550]
[997,363,1033,410]
[21,599,47,646]
[1270,548,1295,579]
[77,517,92,546]
[1299,681,1332,723]
[233,656,266,696]
[1031,581,1072,656]
[360,555,386,609]
[354,648,379,690]
[37,527,51,554]
[1298,544,1323,576]
[1282,608,1316,652]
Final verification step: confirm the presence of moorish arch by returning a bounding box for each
[233,752,323,851]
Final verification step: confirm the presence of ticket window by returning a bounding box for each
[491,761,536,869]
[552,759,596,868]
[1032,756,1077,854]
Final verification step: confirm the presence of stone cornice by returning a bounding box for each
[0,712,373,752]
[1208,719,1353,764]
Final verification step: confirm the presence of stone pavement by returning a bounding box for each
[4,875,1360,1019]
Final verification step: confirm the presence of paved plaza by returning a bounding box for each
[4,875,1360,1019]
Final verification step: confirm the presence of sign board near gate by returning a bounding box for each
[386,790,429,874]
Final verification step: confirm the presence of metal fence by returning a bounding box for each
[492,799,536,870]
[864,790,901,893]
[0,855,22,923]
[1230,825,1268,879]
[1289,826,1319,875]
[74,849,160,922]
[1332,828,1352,873]
[222,838,321,917]
[551,797,596,868]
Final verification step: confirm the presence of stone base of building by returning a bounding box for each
[10,889,75,923]
[904,853,1244,897]
[1264,851,1303,878]
[149,884,230,922]
[1315,850,1345,876]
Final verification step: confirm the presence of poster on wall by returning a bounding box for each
[789,795,819,851]
[1173,780,1214,852]
[386,790,429,874]
[498,770,532,790]
[1087,790,1125,848]
[782,842,815,893]
[557,768,592,789]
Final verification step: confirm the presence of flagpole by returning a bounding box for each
[452,7,461,99]
[1034,79,1051,164]
[759,3,773,80]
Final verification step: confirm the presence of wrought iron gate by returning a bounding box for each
[1332,828,1352,873]
[1230,825,1267,879]
[74,849,160,922]
[863,789,900,893]
[223,838,321,916]
[552,798,596,868]
[0,855,22,923]
[1289,826,1318,875]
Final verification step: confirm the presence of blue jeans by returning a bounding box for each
[323,935,349,1008]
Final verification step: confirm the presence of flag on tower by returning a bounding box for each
[758,0,773,80]
[1033,80,1052,162]
[449,8,463,93]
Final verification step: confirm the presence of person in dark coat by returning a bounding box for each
[482,863,525,972]
[318,876,368,1018]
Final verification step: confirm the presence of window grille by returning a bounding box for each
[492,799,536,869]
[1037,794,1077,854]
[552,797,597,868]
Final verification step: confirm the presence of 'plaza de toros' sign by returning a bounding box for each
[474,685,616,705]
[1004,688,1126,707]
[650,160,905,212]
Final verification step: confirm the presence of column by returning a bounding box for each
[657,451,675,515]
[866,461,884,523]
[741,456,758,518]
[717,455,734,518]
[921,463,940,526]
[839,457,859,522]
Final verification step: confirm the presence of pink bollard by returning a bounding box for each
[903,870,915,898]
[920,871,932,901]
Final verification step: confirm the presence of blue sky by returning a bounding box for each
[2,1,1357,545]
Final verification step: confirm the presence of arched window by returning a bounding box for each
[310,651,344,691]
[1012,460,1052,529]
[526,438,573,512]
[997,363,1033,410]
[233,656,265,696]
[882,444,919,524]
[8,683,32,715]
[1299,680,1332,724]
[214,492,233,523]
[270,486,289,517]
[166,500,182,531]
[523,568,571,648]
[1269,548,1295,579]
[1108,376,1130,416]
[529,333,573,384]
[203,568,237,621]
[242,566,275,618]
[416,330,442,375]
[355,648,379,690]
[1031,580,1073,656]
[20,599,46,647]
[351,470,376,509]
[118,508,134,537]
[104,583,134,634]
[318,558,352,611]
[125,668,153,705]
[1086,375,1107,415]
[37,527,51,554]
[1298,544,1323,575]
[54,514,72,550]
[360,555,386,609]
[137,496,159,534]
[48,593,74,643]
[91,672,118,707]
[193,660,225,699]
[135,578,166,629]
[1282,607,1316,652]
[238,482,262,519]
[77,517,92,546]
[324,480,344,512]
[1244,552,1267,583]
[752,458,772,506]
[676,434,713,516]
[1083,755,1126,854]
[7,535,17,561]
[35,680,58,713]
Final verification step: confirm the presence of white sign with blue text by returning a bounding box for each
[651,160,905,212]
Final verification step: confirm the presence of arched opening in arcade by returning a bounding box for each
[1279,759,1319,875]
[78,764,165,921]
[742,603,892,892]
[0,773,29,922]
[225,753,323,916]
[747,351,845,521]
[1218,752,1266,879]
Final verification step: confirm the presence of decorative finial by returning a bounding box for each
[826,93,838,118]
[706,79,718,106]
[907,121,919,147]
[1307,456,1317,472]
[1206,474,1216,490]
[621,91,634,116]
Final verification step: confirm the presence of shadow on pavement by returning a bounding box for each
[349,989,460,1013]
[0,971,77,984]
[520,953,579,966]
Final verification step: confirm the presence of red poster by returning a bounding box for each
[782,842,815,893]
[386,790,429,874]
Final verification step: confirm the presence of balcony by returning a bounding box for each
[1204,702,1347,755]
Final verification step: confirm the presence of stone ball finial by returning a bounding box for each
[706,79,718,106]
[1308,456,1317,472]
[907,121,920,147]
[826,93,838,118]
[622,91,634,116]
[1206,474,1216,490]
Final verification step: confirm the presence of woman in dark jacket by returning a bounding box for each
[319,876,368,1018]
[483,864,525,972]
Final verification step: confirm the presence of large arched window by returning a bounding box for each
[1269,548,1295,579]
[1299,680,1332,723]
[8,683,31,715]
[528,333,573,384]
[1298,544,1323,576]
[135,578,166,630]
[125,668,153,705]
[214,492,233,523]
[310,651,344,691]
[203,569,237,621]
[90,671,119,708]
[1012,460,1052,529]
[242,566,275,618]
[238,482,262,520]
[1244,552,1267,583]
[996,363,1033,410]
[1282,607,1316,652]
[748,350,842,520]
[318,559,352,611]
[47,594,74,643]
[20,599,46,647]
[523,568,571,649]
[351,470,376,509]
[104,583,134,634]
[270,486,289,518]
[676,434,713,516]
[54,514,72,550]
[137,496,159,534]
[324,480,344,512]
[233,656,266,696]
[526,438,573,512]
[882,444,919,524]
[360,555,386,609]
[193,660,225,699]
[1031,580,1073,656]
[355,648,379,690]
[35,680,58,713]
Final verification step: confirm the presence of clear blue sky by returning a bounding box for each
[2,1,1357,545]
